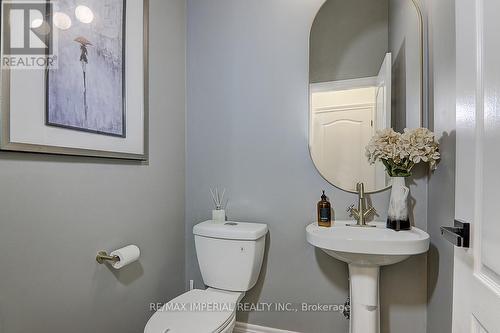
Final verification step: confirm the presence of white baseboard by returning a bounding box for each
[233,322,301,333]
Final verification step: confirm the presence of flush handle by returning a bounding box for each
[440,219,470,248]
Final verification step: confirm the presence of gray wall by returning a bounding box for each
[389,0,422,130]
[310,0,389,83]
[187,1,427,332]
[426,0,456,332]
[0,0,186,332]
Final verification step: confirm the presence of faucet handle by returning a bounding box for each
[347,204,358,215]
[347,204,360,219]
[363,206,376,218]
[346,203,355,213]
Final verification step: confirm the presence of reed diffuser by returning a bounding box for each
[210,187,226,223]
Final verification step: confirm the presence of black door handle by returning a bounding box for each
[441,220,470,248]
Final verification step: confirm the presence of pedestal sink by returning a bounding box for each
[306,222,429,333]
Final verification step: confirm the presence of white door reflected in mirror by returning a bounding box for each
[310,54,392,192]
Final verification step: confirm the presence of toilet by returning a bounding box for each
[144,220,268,333]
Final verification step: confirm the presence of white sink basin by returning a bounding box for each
[306,221,430,333]
[306,221,430,266]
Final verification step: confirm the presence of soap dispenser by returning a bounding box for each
[317,191,332,227]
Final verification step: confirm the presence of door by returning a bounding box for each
[310,88,376,190]
[375,53,392,189]
[375,52,392,131]
[453,0,500,331]
[311,106,375,190]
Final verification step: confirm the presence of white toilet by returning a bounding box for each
[144,220,268,333]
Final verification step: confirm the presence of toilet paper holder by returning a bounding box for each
[96,251,120,264]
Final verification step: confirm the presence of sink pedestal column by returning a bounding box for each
[349,264,380,333]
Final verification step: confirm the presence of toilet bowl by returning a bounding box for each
[145,221,268,333]
[144,289,241,333]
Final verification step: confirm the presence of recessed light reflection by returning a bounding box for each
[54,12,72,30]
[75,5,94,24]
[31,18,43,28]
[32,21,51,35]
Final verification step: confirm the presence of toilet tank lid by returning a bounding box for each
[193,221,268,240]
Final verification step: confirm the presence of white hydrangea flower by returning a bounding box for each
[365,128,441,177]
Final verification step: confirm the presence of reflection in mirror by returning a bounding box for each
[309,0,422,193]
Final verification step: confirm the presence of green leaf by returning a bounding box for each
[380,158,412,177]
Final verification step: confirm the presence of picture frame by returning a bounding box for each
[0,0,149,160]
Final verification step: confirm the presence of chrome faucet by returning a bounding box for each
[347,182,376,227]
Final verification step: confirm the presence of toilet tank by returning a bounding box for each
[193,221,268,292]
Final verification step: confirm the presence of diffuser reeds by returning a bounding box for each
[210,187,226,210]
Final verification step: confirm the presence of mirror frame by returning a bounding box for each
[308,0,425,194]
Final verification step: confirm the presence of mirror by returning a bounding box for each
[309,0,423,193]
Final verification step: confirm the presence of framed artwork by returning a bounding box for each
[46,0,126,138]
[0,0,149,160]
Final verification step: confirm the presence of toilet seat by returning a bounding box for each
[144,289,241,333]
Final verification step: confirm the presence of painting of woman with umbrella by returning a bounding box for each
[46,0,125,137]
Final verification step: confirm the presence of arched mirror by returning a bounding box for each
[309,0,423,193]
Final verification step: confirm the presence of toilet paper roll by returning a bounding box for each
[110,245,141,269]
